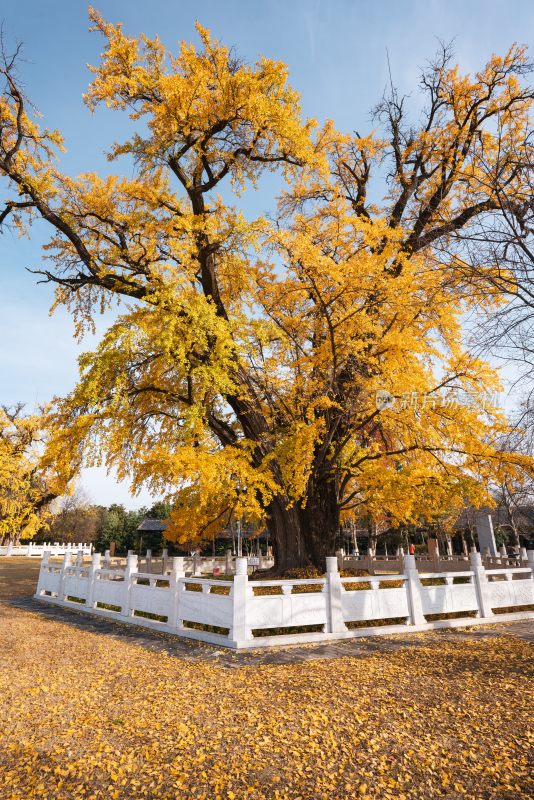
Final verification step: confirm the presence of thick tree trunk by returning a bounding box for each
[367,519,378,558]
[298,478,340,569]
[508,523,521,550]
[264,497,310,573]
[264,479,340,573]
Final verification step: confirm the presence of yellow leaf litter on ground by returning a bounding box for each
[0,605,532,800]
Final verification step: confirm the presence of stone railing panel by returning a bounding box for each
[35,557,62,598]
[417,572,478,617]
[247,579,327,632]
[63,572,90,603]
[92,570,126,611]
[340,576,409,623]
[486,569,534,610]
[179,579,234,631]
[130,573,173,620]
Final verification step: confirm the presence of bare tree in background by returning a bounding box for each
[468,142,534,432]
[470,151,534,543]
[491,422,534,547]
[46,486,104,545]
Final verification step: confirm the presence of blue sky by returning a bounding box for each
[0,0,532,507]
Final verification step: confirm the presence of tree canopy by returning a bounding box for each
[1,10,533,568]
[0,405,65,541]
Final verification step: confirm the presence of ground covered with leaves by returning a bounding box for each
[0,563,532,799]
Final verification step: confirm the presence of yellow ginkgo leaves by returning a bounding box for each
[0,597,532,800]
[0,406,67,541]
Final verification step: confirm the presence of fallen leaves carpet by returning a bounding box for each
[0,599,532,800]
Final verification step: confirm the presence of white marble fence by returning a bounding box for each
[95,549,274,576]
[34,550,534,649]
[0,541,93,558]
[341,549,531,574]
[159,549,273,575]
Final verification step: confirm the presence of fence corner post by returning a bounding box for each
[122,553,138,617]
[230,557,250,646]
[325,556,348,634]
[59,551,72,601]
[403,555,426,626]
[35,550,50,597]
[86,552,101,608]
[470,551,494,618]
[169,557,185,629]
[527,549,534,579]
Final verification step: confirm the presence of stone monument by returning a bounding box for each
[427,538,439,559]
[475,512,497,557]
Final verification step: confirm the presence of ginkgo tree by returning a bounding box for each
[0,10,532,569]
[0,405,65,542]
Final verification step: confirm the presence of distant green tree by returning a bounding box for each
[94,504,147,554]
[493,526,511,548]
[147,501,171,520]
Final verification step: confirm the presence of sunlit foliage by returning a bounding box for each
[1,12,532,566]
